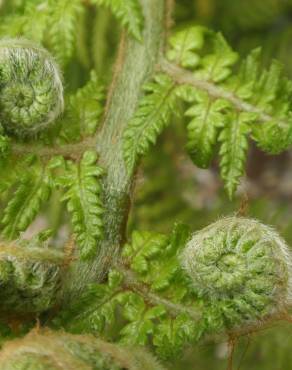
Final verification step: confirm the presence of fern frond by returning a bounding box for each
[159,26,292,197]
[92,0,143,40]
[1,156,52,239]
[56,151,104,259]
[123,74,178,172]
[48,0,83,66]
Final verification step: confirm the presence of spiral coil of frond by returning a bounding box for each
[0,329,165,370]
[181,217,292,326]
[0,239,65,316]
[0,38,63,136]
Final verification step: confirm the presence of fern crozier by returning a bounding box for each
[180,217,292,326]
[0,329,165,370]
[0,38,64,136]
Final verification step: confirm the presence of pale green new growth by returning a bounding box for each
[0,237,64,315]
[181,217,292,327]
[0,38,64,136]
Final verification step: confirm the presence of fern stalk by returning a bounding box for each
[62,0,168,304]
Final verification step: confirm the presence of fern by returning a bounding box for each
[56,151,104,259]
[92,0,143,40]
[123,74,178,172]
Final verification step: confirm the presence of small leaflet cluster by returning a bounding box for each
[55,225,207,358]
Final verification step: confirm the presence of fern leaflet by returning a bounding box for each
[56,151,104,259]
[92,0,143,40]
[48,0,83,66]
[1,156,52,239]
[123,74,178,172]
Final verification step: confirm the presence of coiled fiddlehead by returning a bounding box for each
[180,217,292,327]
[0,329,165,370]
[0,38,64,136]
[0,239,65,316]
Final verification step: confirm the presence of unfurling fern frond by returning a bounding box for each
[92,0,143,41]
[0,329,166,370]
[123,74,178,172]
[0,236,65,315]
[0,38,64,136]
[56,151,104,259]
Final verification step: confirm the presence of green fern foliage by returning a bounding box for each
[123,25,292,197]
[177,86,229,168]
[123,74,178,172]
[56,151,104,259]
[56,224,204,358]
[1,156,53,239]
[92,0,143,40]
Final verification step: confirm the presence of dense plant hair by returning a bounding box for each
[0,329,165,370]
[181,217,292,327]
[0,38,63,136]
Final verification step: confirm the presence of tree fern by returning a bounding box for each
[56,151,104,259]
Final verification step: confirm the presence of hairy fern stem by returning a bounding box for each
[62,0,167,304]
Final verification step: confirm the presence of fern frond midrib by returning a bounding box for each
[117,263,201,320]
[161,58,287,128]
[134,83,177,142]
